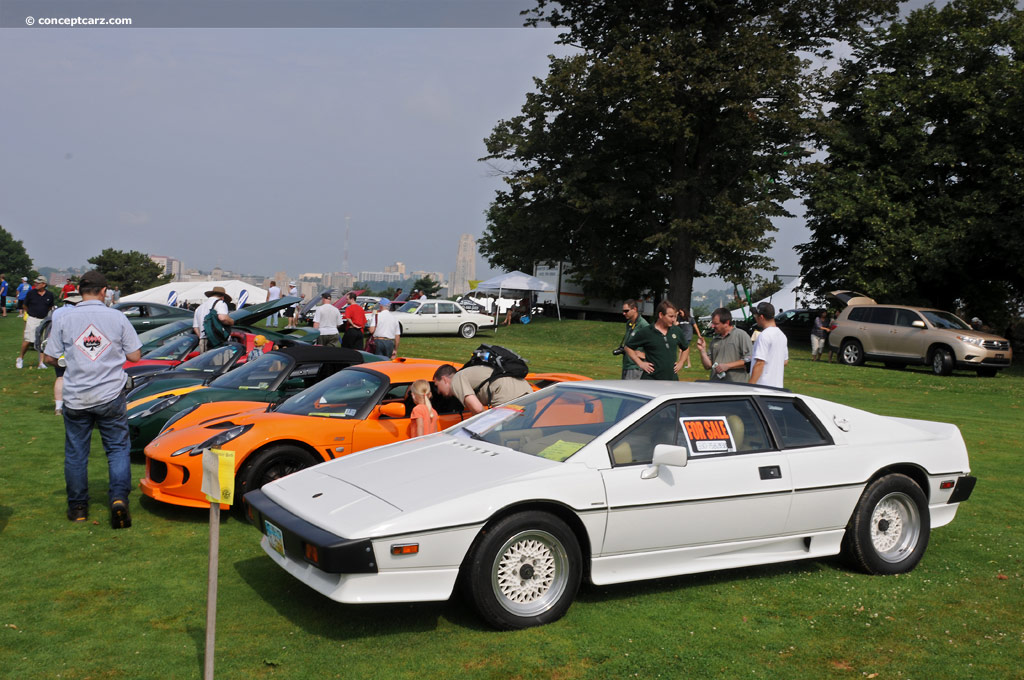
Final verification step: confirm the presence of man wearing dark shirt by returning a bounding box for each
[17,276,54,369]
[624,300,689,380]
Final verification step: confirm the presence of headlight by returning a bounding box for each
[189,424,254,456]
[159,403,201,435]
[128,394,182,420]
[956,335,984,347]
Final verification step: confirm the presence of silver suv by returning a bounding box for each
[829,304,1012,377]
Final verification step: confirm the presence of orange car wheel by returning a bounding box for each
[236,445,320,520]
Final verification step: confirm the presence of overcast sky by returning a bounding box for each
[1,1,820,289]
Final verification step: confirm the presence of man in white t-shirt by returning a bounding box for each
[266,280,282,327]
[312,292,342,346]
[368,298,400,358]
[192,286,234,352]
[748,302,789,388]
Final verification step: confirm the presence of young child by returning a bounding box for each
[410,379,439,437]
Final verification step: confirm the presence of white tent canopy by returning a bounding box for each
[119,280,269,307]
[473,270,556,327]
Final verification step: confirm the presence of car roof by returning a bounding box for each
[267,345,367,364]
[351,359,458,380]
[555,380,791,398]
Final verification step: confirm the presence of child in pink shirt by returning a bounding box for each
[410,379,439,436]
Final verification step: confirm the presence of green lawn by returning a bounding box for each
[1,315,1021,679]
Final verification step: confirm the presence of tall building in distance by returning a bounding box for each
[451,234,476,297]
[149,254,184,281]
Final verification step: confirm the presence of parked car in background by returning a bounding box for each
[773,308,822,344]
[829,303,1012,376]
[113,301,193,331]
[245,380,975,630]
[392,299,496,338]
[125,342,248,394]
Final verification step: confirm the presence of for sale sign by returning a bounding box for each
[680,417,737,455]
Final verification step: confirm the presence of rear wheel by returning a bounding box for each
[459,323,477,339]
[840,340,865,366]
[931,347,954,376]
[464,512,581,630]
[235,445,319,518]
[843,474,930,574]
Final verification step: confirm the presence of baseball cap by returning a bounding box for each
[321,292,332,300]
[378,298,390,309]
[33,276,48,285]
[78,270,108,289]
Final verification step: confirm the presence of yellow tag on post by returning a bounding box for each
[201,448,236,505]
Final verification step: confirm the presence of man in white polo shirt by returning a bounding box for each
[43,270,142,527]
[312,292,342,346]
[748,302,789,388]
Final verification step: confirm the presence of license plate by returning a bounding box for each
[996,354,1004,359]
[265,520,285,557]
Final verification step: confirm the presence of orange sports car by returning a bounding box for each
[140,360,589,510]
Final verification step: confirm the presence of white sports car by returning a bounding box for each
[390,299,496,338]
[245,381,976,629]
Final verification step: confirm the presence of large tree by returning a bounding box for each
[0,225,33,279]
[87,249,173,295]
[798,0,1024,324]
[480,0,897,307]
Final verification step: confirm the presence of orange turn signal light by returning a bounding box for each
[390,543,419,555]
[304,543,320,564]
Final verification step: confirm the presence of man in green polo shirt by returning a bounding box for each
[619,298,649,379]
[624,300,689,380]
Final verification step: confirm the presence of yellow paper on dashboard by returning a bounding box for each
[201,448,236,505]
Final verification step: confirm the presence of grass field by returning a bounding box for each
[1,315,1021,679]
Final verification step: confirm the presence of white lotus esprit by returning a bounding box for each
[244,381,976,630]
[390,299,496,339]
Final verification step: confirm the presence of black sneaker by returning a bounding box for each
[110,499,132,529]
[67,504,88,522]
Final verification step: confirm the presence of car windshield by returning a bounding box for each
[141,335,196,361]
[209,352,292,391]
[176,344,241,373]
[921,310,971,331]
[451,386,650,462]
[137,320,191,345]
[398,301,421,313]
[275,369,386,418]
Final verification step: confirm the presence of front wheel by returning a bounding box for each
[843,473,930,575]
[464,512,582,630]
[459,323,477,339]
[840,340,865,366]
[931,347,954,376]
[235,445,320,518]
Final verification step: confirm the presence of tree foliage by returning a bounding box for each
[798,0,1024,325]
[481,0,898,307]
[87,249,173,295]
[0,225,33,279]
[412,276,443,298]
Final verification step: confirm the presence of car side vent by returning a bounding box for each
[452,440,499,456]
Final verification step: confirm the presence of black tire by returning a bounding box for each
[459,323,477,339]
[931,347,954,376]
[843,473,930,575]
[840,340,865,366]
[976,367,998,378]
[235,445,320,518]
[464,512,582,630]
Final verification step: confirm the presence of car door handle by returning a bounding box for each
[759,465,782,480]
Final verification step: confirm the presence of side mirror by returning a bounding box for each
[379,402,406,419]
[911,320,926,329]
[640,444,689,479]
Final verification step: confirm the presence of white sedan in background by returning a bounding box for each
[390,299,496,338]
[245,381,975,630]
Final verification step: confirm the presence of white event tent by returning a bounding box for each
[473,270,557,326]
[119,280,269,307]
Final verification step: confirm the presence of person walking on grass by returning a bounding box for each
[43,270,141,528]
[16,276,54,369]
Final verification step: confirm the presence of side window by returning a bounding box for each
[847,307,868,322]
[609,404,680,466]
[284,362,324,391]
[677,399,770,454]
[438,302,457,314]
[148,306,167,317]
[121,305,142,317]
[865,307,896,325]
[759,398,831,449]
[895,309,921,327]
[420,303,437,315]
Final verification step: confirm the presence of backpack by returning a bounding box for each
[203,304,230,348]
[460,344,529,400]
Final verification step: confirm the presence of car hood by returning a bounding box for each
[231,296,302,325]
[262,435,560,537]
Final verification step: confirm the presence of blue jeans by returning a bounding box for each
[374,337,395,357]
[63,391,131,507]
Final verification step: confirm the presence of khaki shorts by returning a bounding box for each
[24,315,42,344]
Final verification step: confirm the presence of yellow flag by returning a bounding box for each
[201,448,236,505]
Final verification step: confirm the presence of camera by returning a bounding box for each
[612,346,624,356]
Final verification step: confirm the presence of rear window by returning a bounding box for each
[759,398,831,449]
